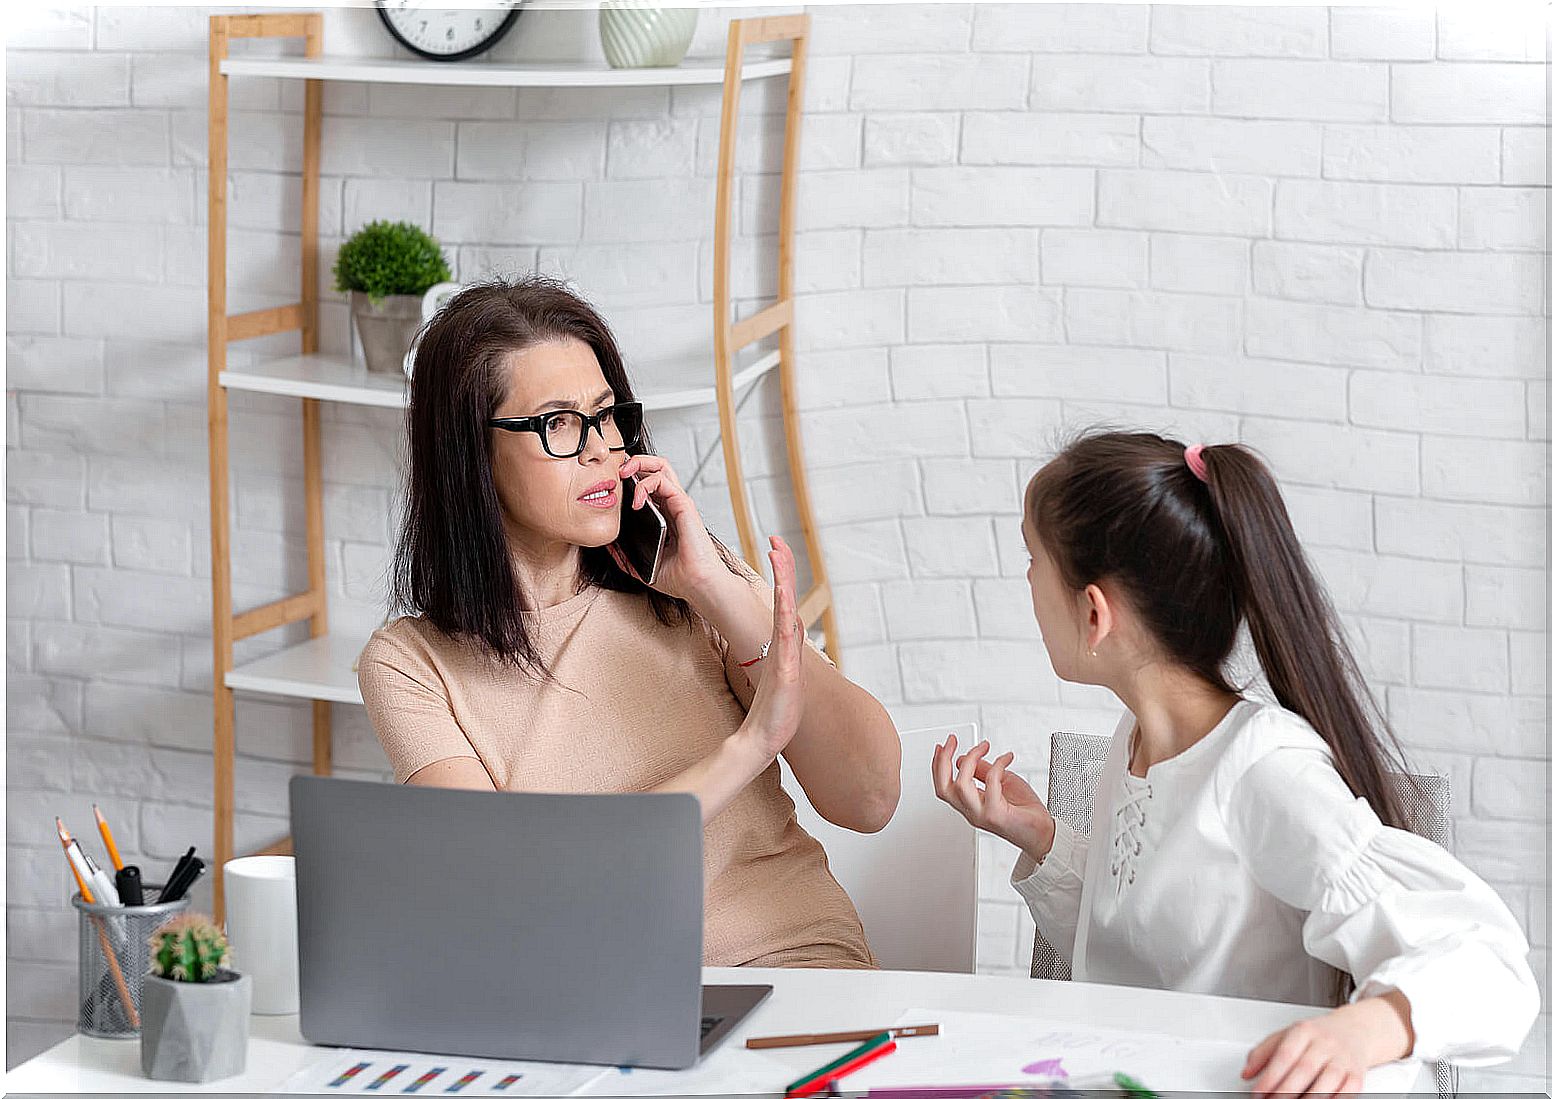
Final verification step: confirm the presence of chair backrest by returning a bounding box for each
[785,723,980,973]
[1399,772,1452,850]
[1030,728,1456,982]
[1048,731,1111,835]
[1032,731,1108,981]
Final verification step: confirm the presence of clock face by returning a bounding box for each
[376,2,523,62]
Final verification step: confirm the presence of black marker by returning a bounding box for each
[114,865,144,906]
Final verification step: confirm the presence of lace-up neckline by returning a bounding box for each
[1110,772,1153,898]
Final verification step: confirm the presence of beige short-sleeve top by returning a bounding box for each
[357,585,875,970]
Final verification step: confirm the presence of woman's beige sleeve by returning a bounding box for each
[357,631,482,784]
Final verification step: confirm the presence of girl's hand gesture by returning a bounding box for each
[931,735,1057,863]
[736,536,805,763]
[609,454,723,602]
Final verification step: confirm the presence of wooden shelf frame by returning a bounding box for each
[208,12,330,923]
[712,15,838,654]
[206,12,830,922]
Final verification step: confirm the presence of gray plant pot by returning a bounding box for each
[140,971,251,1083]
[350,291,423,376]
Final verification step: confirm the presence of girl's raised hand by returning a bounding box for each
[931,734,1056,862]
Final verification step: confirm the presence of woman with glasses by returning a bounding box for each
[358,277,900,969]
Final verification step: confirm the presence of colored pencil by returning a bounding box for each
[749,1024,939,1049]
[92,804,125,872]
[789,1038,898,1097]
[57,818,139,1029]
[783,1032,893,1097]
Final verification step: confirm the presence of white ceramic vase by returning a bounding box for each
[599,3,698,69]
[222,856,299,1015]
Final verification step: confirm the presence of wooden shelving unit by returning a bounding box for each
[206,12,836,919]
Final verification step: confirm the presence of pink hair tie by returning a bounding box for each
[1184,444,1209,483]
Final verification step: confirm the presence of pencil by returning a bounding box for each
[57,818,96,904]
[92,804,125,872]
[57,818,140,1029]
[782,1031,892,1097]
[788,1038,898,1098]
[748,1024,938,1050]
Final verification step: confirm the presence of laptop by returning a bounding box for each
[290,776,771,1070]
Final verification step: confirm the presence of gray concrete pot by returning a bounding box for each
[350,291,423,375]
[140,971,251,1083]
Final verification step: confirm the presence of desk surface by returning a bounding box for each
[4,966,1421,1094]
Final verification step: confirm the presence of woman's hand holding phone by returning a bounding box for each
[609,454,723,601]
[736,535,805,763]
[932,736,1057,863]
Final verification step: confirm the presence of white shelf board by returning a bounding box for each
[220,354,406,409]
[641,348,781,411]
[219,348,780,413]
[219,55,790,88]
[226,632,367,706]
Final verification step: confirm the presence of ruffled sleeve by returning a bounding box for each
[1010,819,1089,965]
[1224,743,1539,1066]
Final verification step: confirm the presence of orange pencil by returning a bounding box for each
[56,818,139,1027]
[92,804,124,872]
[56,818,97,903]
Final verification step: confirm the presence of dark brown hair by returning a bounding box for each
[1027,430,1415,833]
[391,275,718,673]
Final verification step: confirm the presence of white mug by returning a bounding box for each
[223,855,299,1015]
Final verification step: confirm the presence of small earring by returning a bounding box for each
[1089,648,1097,657]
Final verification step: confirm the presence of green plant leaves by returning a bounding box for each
[147,913,232,983]
[333,219,453,306]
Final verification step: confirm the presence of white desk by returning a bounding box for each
[4,966,1422,1094]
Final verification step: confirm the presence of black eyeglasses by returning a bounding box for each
[488,401,643,459]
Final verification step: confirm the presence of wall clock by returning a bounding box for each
[375,2,524,62]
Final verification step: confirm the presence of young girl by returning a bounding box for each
[933,432,1538,1096]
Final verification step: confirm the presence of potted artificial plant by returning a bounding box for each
[333,220,452,375]
[140,913,251,1083]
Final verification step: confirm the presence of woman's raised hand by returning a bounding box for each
[610,454,723,601]
[737,536,805,763]
[932,735,1057,862]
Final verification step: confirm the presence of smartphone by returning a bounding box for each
[615,477,667,586]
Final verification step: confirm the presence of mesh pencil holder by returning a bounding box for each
[72,888,189,1039]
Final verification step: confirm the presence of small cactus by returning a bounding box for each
[147,913,231,983]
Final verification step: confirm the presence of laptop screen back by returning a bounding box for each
[290,776,704,1068]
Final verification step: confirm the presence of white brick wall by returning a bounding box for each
[6,4,1546,1087]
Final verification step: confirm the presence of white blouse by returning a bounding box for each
[1014,699,1539,1067]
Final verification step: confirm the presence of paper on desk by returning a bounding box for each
[844,1008,1420,1095]
[275,1048,612,1096]
[576,1045,792,1096]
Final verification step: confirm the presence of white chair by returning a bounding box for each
[783,723,980,973]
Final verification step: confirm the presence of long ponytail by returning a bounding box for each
[1194,444,1414,831]
[1029,431,1416,833]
